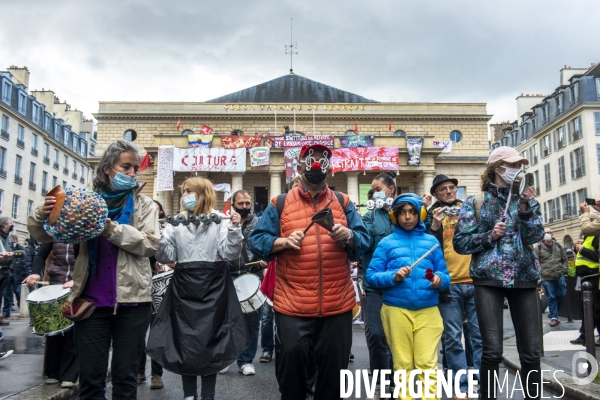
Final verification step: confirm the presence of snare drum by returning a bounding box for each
[152,270,174,314]
[234,274,266,313]
[27,285,73,336]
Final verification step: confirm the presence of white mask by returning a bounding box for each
[544,233,552,242]
[499,167,521,184]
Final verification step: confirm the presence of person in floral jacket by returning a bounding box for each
[453,146,544,400]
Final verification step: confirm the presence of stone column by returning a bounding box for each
[269,172,282,199]
[414,173,425,197]
[346,172,359,204]
[231,172,244,193]
[423,170,437,197]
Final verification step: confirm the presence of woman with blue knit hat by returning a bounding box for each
[366,194,450,400]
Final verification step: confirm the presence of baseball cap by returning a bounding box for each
[487,146,529,165]
[299,144,332,159]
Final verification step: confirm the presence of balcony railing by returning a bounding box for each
[29,181,36,191]
[573,130,583,141]
[43,156,50,164]
[63,168,69,175]
[41,187,47,196]
[31,148,38,157]
[0,130,8,140]
[0,168,6,178]
[574,167,585,179]
[79,177,85,184]
[14,175,22,185]
[17,139,25,149]
[72,173,77,180]
[53,162,59,170]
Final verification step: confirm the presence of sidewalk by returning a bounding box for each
[0,318,77,400]
[502,316,600,400]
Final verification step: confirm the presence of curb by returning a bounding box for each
[502,356,600,400]
[4,383,79,400]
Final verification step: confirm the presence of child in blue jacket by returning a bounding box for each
[366,194,450,400]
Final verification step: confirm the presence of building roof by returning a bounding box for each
[206,74,379,103]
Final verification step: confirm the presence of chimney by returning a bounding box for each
[6,65,30,88]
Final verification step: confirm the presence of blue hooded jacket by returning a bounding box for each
[365,195,450,310]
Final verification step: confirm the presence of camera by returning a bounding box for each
[585,198,596,206]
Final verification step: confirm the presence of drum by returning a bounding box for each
[152,270,174,314]
[27,285,73,336]
[234,274,265,313]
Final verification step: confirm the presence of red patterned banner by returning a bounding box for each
[330,147,399,173]
[221,135,263,149]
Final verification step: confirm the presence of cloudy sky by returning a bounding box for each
[1,0,599,126]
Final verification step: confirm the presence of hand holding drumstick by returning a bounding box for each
[394,244,440,288]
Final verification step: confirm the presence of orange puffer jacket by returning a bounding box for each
[274,186,355,317]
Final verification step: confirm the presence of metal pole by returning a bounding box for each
[537,282,544,357]
[565,276,573,322]
[582,281,596,374]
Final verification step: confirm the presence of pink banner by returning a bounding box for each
[330,147,399,173]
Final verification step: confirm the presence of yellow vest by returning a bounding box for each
[575,236,599,270]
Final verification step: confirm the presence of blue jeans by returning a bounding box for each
[238,306,262,367]
[542,275,566,320]
[261,302,274,354]
[363,291,392,389]
[438,284,482,393]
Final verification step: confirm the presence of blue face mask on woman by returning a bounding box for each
[372,191,387,200]
[110,169,137,192]
[182,194,198,212]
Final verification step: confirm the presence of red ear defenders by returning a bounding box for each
[389,194,427,225]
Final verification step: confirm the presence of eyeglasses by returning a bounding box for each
[436,185,457,193]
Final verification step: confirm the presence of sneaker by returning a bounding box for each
[239,363,256,375]
[150,375,164,389]
[0,319,9,326]
[259,352,272,363]
[570,335,585,345]
[0,350,13,361]
[550,319,560,327]
[61,381,74,388]
[137,373,146,384]
[219,364,231,374]
[46,378,59,384]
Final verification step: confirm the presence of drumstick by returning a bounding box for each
[31,281,50,286]
[406,243,439,271]
[245,261,263,266]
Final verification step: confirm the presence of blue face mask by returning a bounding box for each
[182,194,198,212]
[372,191,387,200]
[110,169,137,192]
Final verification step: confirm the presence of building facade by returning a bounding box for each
[492,63,600,248]
[94,74,492,216]
[0,66,95,241]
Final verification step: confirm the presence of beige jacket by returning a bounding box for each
[28,193,160,303]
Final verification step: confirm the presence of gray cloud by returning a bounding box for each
[0,0,598,124]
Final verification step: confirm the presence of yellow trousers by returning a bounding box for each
[381,304,444,400]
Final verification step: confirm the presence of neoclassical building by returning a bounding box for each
[94,74,491,215]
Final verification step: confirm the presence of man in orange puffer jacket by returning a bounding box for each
[249,144,369,400]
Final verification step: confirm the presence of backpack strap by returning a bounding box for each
[276,190,346,219]
[474,192,484,222]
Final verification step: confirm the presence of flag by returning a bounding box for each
[223,199,231,216]
[354,121,359,133]
[138,153,151,172]
[201,124,213,135]
[176,118,181,129]
[388,119,392,131]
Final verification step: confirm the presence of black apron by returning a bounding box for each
[146,261,250,376]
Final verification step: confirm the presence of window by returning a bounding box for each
[542,103,549,124]
[554,127,566,150]
[595,112,600,135]
[570,147,586,179]
[54,149,59,163]
[73,160,77,176]
[1,115,8,132]
[181,129,194,136]
[32,133,38,151]
[0,146,5,176]
[123,129,137,142]
[44,143,50,158]
[540,135,552,158]
[80,165,85,181]
[555,94,563,115]
[533,170,540,194]
[521,151,529,168]
[597,78,600,100]
[1,80,11,103]
[551,198,561,221]
[544,163,551,190]
[0,190,2,210]
[558,156,566,185]
[17,124,24,142]
[568,116,583,142]
[449,130,462,143]
[44,115,51,132]
[27,200,34,216]
[54,121,60,141]
[393,130,406,137]
[544,201,549,223]
[42,171,48,193]
[577,188,588,205]
[230,129,243,137]
[11,195,19,219]
[597,144,600,173]
[457,186,466,200]
[570,82,579,104]
[52,176,57,188]
[29,162,36,183]
[529,144,538,165]
[71,133,78,153]
[63,127,69,146]
[15,155,22,178]
[62,180,67,189]
[344,130,357,136]
[532,118,537,132]
[32,103,41,124]
[562,194,575,218]
[18,91,27,114]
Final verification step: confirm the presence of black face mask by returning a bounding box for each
[304,169,328,185]
[233,206,251,218]
[8,225,14,232]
